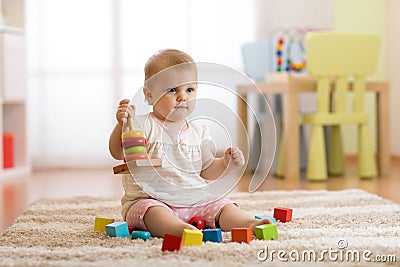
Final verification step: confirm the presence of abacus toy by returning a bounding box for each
[113,115,162,174]
[275,37,284,72]
[274,29,307,73]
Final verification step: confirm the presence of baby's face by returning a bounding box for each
[145,64,198,122]
[152,82,197,122]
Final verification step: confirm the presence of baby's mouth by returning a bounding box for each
[175,102,188,108]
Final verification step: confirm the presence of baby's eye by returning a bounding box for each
[187,87,195,93]
[168,88,176,93]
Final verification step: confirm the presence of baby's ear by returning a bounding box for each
[143,86,154,105]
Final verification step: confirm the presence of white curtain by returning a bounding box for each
[26,0,256,168]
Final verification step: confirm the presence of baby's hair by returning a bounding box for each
[144,49,195,82]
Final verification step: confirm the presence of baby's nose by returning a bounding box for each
[176,92,187,102]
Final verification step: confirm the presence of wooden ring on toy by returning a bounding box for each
[124,153,148,162]
[124,146,146,155]
[122,137,147,148]
[122,130,144,139]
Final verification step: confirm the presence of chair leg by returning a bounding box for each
[299,125,307,170]
[358,124,377,178]
[275,125,307,177]
[328,125,345,175]
[307,125,327,181]
[249,119,262,172]
[274,135,285,177]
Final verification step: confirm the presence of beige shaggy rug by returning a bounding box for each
[0,189,399,266]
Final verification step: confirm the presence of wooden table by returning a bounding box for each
[237,72,390,180]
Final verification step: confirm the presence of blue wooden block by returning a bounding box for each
[106,222,130,237]
[202,228,222,243]
[255,215,276,224]
[131,231,151,240]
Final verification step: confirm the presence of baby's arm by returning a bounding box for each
[200,147,245,180]
[109,99,135,160]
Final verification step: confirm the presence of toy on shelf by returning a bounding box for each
[274,28,307,73]
[275,37,284,72]
[113,114,162,174]
[3,133,14,169]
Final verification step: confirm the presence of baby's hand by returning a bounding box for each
[116,99,135,126]
[223,147,245,170]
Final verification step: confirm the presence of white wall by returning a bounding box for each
[255,0,333,39]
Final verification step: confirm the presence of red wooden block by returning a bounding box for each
[231,227,252,244]
[161,234,183,252]
[273,207,293,222]
[3,133,14,169]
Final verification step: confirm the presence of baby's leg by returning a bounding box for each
[144,206,196,237]
[216,204,272,233]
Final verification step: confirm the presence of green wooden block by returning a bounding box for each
[255,224,278,240]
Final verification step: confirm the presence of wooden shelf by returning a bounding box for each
[0,166,30,181]
[0,1,29,180]
[0,26,24,35]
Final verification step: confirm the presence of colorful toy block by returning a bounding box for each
[182,229,203,246]
[94,217,115,232]
[255,215,277,224]
[188,216,205,230]
[105,222,130,237]
[161,234,183,252]
[273,207,293,223]
[231,227,252,244]
[255,224,278,240]
[131,231,151,240]
[202,228,222,243]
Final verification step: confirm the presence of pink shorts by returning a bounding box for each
[126,198,237,230]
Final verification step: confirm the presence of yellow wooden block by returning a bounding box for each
[94,217,115,232]
[182,229,203,246]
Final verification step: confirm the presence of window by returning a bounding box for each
[26,0,256,167]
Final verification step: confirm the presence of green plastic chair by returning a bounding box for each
[303,32,379,180]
